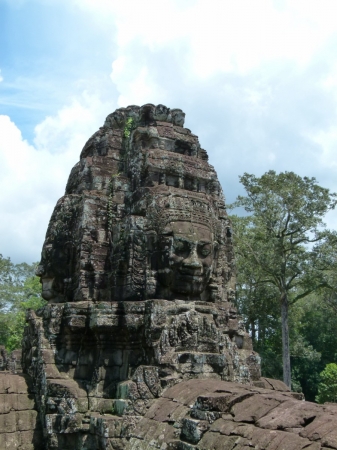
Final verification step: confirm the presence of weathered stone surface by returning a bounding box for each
[0,104,326,449]
[130,379,337,449]
[0,347,22,373]
[0,374,43,449]
[0,346,7,371]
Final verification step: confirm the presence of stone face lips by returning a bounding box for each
[21,104,262,449]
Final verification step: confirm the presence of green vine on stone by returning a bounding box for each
[123,117,134,139]
[120,117,134,172]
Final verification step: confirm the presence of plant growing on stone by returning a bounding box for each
[123,117,134,138]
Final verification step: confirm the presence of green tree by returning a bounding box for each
[231,215,283,381]
[0,255,45,351]
[288,296,322,397]
[316,363,337,403]
[292,293,337,400]
[230,171,337,387]
[316,238,337,313]
[232,217,324,394]
[231,215,279,347]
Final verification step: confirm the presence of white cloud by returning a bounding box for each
[75,0,337,77]
[308,128,337,169]
[3,0,337,263]
[91,0,337,119]
[34,91,107,153]
[0,93,112,263]
[0,70,3,83]
[111,56,168,107]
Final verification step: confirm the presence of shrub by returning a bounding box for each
[316,363,337,403]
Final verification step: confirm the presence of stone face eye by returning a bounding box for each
[198,243,211,257]
[174,240,190,255]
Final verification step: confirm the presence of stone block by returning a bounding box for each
[89,397,114,414]
[0,431,21,449]
[16,410,38,431]
[21,429,44,450]
[256,399,321,430]
[0,411,16,433]
[0,393,34,413]
[231,394,282,423]
[181,418,209,444]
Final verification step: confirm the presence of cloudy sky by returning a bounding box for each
[1,0,337,263]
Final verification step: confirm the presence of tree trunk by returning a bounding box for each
[281,293,291,388]
[251,319,256,345]
[258,318,265,345]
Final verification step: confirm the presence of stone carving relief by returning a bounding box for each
[21,104,260,449]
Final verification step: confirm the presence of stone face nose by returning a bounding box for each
[182,246,202,270]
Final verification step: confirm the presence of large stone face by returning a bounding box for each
[36,104,233,305]
[19,104,263,448]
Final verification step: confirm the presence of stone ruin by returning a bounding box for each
[0,346,8,371]
[1,104,336,449]
[0,347,22,373]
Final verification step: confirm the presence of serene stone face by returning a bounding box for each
[154,104,170,121]
[158,221,214,298]
[171,108,185,126]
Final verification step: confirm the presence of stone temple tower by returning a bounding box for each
[22,104,261,449]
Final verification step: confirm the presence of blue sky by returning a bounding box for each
[1,0,337,263]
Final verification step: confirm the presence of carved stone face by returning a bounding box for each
[171,109,185,127]
[154,104,170,121]
[157,221,214,298]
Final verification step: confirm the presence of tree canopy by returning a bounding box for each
[230,170,337,387]
[0,254,45,351]
[316,363,337,404]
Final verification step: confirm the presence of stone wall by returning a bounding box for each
[0,373,43,450]
[0,348,23,373]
